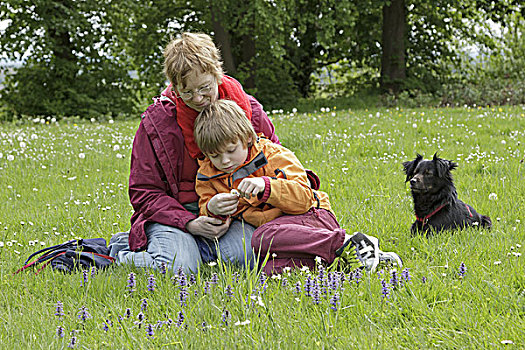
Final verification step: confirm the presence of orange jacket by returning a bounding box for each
[196,137,332,227]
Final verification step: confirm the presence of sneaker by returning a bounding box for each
[379,251,403,268]
[336,232,380,272]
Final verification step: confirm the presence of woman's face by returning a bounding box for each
[176,70,219,111]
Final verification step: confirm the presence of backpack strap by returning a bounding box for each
[23,239,77,265]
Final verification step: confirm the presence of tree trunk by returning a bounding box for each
[211,8,237,76]
[380,0,406,94]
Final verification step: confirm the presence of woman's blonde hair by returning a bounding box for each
[194,100,257,156]
[163,32,224,87]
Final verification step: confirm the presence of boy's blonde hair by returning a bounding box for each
[195,100,257,156]
[163,32,224,87]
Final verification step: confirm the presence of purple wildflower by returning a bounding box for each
[232,272,240,284]
[422,276,427,283]
[56,326,65,338]
[390,270,399,290]
[353,269,362,285]
[458,262,467,279]
[125,308,132,319]
[135,312,144,328]
[179,288,188,306]
[311,281,320,305]
[90,266,97,277]
[294,281,302,294]
[102,319,112,332]
[282,277,288,288]
[141,298,148,311]
[329,292,340,311]
[221,309,231,326]
[211,272,218,284]
[259,272,267,290]
[147,274,156,292]
[176,311,184,327]
[328,272,339,291]
[55,301,64,319]
[77,306,91,322]
[127,272,136,294]
[380,279,390,300]
[159,262,167,275]
[176,266,184,277]
[401,268,411,283]
[146,324,154,338]
[201,321,207,331]
[189,274,196,285]
[68,336,77,348]
[204,281,210,294]
[81,269,89,286]
[304,276,312,297]
[225,285,233,299]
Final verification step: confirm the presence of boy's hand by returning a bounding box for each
[207,193,239,216]
[237,177,265,199]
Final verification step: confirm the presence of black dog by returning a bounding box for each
[403,154,492,235]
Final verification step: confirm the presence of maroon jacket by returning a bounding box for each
[128,94,279,251]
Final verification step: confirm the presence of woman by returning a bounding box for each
[109,32,279,273]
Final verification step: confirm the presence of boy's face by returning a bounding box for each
[176,70,218,111]
[206,139,251,173]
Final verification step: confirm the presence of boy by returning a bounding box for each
[194,100,402,274]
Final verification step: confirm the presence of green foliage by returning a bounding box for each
[0,0,137,119]
[441,11,525,106]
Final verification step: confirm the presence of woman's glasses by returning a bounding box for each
[177,84,213,100]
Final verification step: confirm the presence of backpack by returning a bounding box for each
[15,238,115,274]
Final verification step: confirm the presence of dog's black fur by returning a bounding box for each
[403,153,492,235]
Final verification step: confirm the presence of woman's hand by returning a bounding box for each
[237,177,265,199]
[207,193,239,216]
[185,216,231,240]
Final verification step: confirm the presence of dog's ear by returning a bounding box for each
[434,156,457,178]
[402,154,422,181]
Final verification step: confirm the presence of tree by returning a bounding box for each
[0,0,136,118]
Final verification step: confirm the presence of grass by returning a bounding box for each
[0,106,524,348]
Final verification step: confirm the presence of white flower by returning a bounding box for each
[113,145,120,151]
[271,274,281,280]
[109,119,114,124]
[412,123,418,128]
[0,152,3,158]
[19,142,27,148]
[78,153,85,159]
[116,153,123,159]
[501,140,506,144]
[207,261,217,267]
[234,320,251,326]
[7,155,14,161]
[0,242,3,247]
[493,261,502,265]
[271,253,277,258]
[501,340,513,345]
[314,256,322,265]
[488,193,497,200]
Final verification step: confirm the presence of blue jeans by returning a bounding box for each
[109,220,255,274]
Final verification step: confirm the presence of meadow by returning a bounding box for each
[0,106,523,349]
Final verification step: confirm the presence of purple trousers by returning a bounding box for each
[252,208,345,275]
